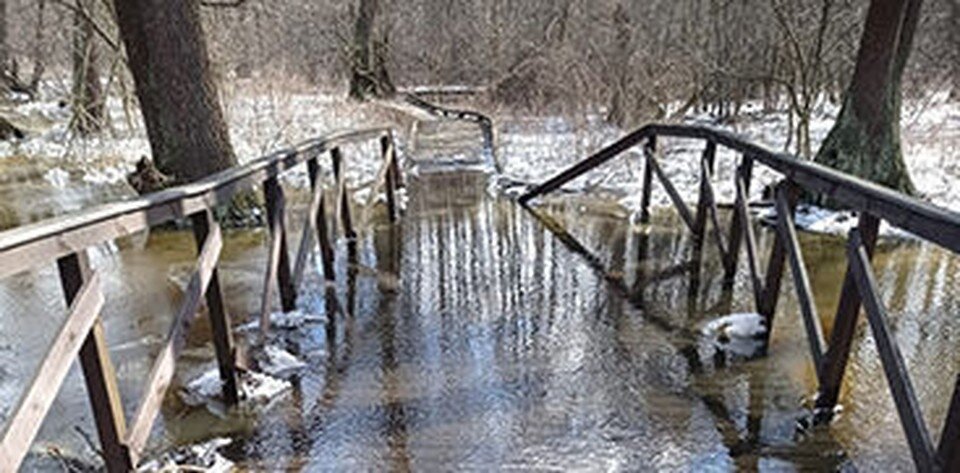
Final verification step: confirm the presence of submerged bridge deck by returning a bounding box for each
[0,98,958,471]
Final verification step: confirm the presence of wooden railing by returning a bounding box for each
[0,127,403,472]
[403,92,498,169]
[520,124,960,473]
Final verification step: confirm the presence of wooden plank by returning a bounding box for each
[0,272,104,471]
[519,127,652,204]
[758,184,793,327]
[639,138,656,223]
[264,176,297,312]
[381,136,399,222]
[848,230,935,472]
[724,157,754,280]
[261,182,286,334]
[126,225,223,458]
[775,186,826,378]
[307,158,336,281]
[816,213,880,413]
[703,174,728,261]
[692,141,717,254]
[57,252,133,472]
[293,166,327,287]
[0,128,393,280]
[936,374,960,471]
[331,147,357,241]
[190,211,238,406]
[735,175,763,304]
[646,148,696,232]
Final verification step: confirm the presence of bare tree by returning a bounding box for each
[349,0,394,100]
[72,0,103,134]
[0,0,7,78]
[814,0,921,195]
[952,0,960,99]
[114,0,237,183]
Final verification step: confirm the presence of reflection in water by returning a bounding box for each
[0,171,957,470]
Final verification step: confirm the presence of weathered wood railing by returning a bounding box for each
[0,127,403,472]
[520,124,960,473]
[403,92,498,168]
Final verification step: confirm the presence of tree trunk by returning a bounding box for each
[113,0,236,183]
[0,0,7,75]
[72,0,104,135]
[951,0,960,100]
[606,3,630,127]
[813,0,920,196]
[349,0,394,100]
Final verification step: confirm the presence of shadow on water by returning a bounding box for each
[1,169,958,471]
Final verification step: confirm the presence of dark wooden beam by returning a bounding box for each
[848,229,935,472]
[57,252,133,472]
[190,210,239,406]
[126,223,223,458]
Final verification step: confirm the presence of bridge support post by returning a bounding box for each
[692,141,717,256]
[723,155,754,282]
[815,213,879,416]
[937,375,960,471]
[307,157,336,281]
[264,176,297,313]
[190,210,240,405]
[331,147,358,262]
[57,252,134,472]
[380,136,399,223]
[757,182,797,340]
[639,137,656,224]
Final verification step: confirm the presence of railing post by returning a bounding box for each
[639,136,656,223]
[815,213,880,417]
[937,375,960,471]
[307,156,336,281]
[264,176,297,312]
[692,141,717,255]
[388,132,404,189]
[331,146,355,239]
[331,147,358,260]
[380,135,399,223]
[757,181,797,340]
[56,252,134,472]
[723,154,754,281]
[189,210,239,405]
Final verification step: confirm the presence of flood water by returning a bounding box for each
[1,168,959,471]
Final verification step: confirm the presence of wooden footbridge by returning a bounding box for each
[0,98,958,472]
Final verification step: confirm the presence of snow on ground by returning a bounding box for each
[2,80,958,237]
[0,79,400,191]
[180,366,290,408]
[496,93,960,236]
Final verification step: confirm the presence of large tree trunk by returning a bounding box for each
[813,0,920,196]
[349,0,394,100]
[72,0,104,135]
[114,0,236,183]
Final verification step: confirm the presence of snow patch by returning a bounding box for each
[137,437,234,473]
[236,309,326,332]
[257,345,307,378]
[699,312,768,361]
[43,167,70,188]
[180,368,290,408]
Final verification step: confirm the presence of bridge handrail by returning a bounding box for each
[519,124,960,254]
[0,127,392,280]
[520,122,960,472]
[0,125,402,472]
